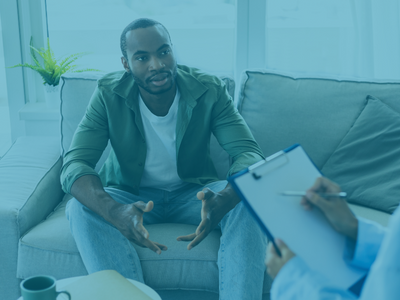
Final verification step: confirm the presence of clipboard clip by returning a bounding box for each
[249,151,289,180]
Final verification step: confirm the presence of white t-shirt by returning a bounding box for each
[138,89,186,191]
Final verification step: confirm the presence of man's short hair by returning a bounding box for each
[120,18,171,60]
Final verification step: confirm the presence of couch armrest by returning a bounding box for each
[348,204,391,227]
[0,136,64,300]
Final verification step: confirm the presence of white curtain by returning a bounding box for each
[265,0,400,80]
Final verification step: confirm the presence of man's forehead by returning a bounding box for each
[126,25,170,53]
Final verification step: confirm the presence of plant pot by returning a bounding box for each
[44,84,61,109]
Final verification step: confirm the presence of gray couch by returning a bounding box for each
[1,69,396,300]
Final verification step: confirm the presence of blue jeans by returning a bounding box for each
[66,180,267,299]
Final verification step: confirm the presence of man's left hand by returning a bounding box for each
[265,239,295,279]
[177,183,240,250]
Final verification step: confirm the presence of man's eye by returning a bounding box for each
[136,56,147,61]
[161,50,170,55]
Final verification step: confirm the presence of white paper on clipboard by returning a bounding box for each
[230,145,366,289]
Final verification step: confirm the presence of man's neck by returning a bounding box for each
[139,84,177,117]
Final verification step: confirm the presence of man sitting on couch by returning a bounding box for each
[60,18,267,299]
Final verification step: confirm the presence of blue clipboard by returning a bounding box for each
[228,144,323,257]
[228,144,367,290]
[227,144,303,257]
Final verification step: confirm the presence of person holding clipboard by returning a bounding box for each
[265,177,399,300]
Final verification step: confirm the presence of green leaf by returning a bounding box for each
[72,68,102,73]
[7,37,98,85]
[29,37,42,68]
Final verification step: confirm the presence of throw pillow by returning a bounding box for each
[321,95,400,214]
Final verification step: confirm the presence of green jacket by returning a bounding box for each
[61,65,264,195]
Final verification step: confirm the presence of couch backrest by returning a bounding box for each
[60,72,107,171]
[59,72,234,179]
[237,70,400,169]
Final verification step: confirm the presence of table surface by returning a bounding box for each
[18,276,161,300]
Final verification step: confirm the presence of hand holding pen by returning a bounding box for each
[266,177,359,279]
[299,177,359,241]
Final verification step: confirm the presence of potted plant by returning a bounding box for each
[10,38,99,108]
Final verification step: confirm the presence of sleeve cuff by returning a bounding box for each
[272,256,310,296]
[344,217,386,269]
[61,164,100,194]
[227,153,264,177]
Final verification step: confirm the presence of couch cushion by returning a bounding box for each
[60,73,233,179]
[17,194,87,280]
[17,196,272,295]
[321,96,400,213]
[238,70,400,168]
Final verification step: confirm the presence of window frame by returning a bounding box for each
[0,0,26,140]
[1,0,266,140]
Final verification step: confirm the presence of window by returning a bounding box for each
[265,0,400,79]
[2,0,399,142]
[266,0,353,76]
[46,0,237,77]
[0,15,11,156]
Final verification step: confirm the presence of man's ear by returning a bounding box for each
[121,57,130,73]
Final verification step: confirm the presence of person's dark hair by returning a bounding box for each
[120,18,171,60]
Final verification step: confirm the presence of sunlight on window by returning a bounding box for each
[46,0,236,76]
[266,0,355,76]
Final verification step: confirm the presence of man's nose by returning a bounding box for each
[149,56,164,71]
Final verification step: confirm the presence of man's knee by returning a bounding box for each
[231,201,252,221]
[221,201,267,247]
[225,201,258,230]
[65,198,90,221]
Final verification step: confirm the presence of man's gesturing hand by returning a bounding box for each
[109,201,167,254]
[177,184,240,250]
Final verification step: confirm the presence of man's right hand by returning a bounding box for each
[108,201,168,254]
[301,177,359,241]
[70,175,167,254]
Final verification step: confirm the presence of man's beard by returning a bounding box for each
[130,64,178,95]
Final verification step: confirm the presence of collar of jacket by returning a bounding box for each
[112,65,209,153]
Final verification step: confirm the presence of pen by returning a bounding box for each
[281,191,347,198]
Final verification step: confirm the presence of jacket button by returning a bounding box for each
[138,162,143,167]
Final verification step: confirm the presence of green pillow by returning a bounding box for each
[321,95,400,214]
